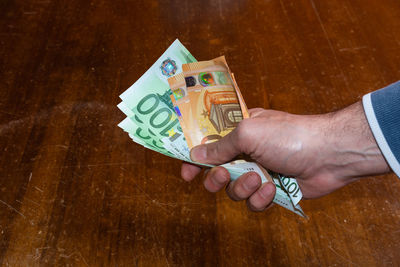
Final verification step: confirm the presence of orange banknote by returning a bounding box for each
[171,56,248,148]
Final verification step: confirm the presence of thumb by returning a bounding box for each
[190,128,243,165]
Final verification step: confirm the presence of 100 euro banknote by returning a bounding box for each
[119,39,196,151]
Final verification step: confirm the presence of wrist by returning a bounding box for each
[322,101,390,179]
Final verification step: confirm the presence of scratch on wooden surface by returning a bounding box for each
[237,236,265,247]
[148,199,169,214]
[339,46,368,52]
[328,245,359,266]
[164,252,170,267]
[0,110,18,118]
[59,252,76,258]
[217,0,224,19]
[254,42,266,70]
[77,251,89,267]
[56,161,143,169]
[279,0,289,19]
[320,212,355,236]
[85,162,142,167]
[134,184,170,213]
[113,68,121,93]
[150,226,162,250]
[23,11,38,15]
[253,42,269,106]
[0,199,26,219]
[34,186,43,193]
[309,0,350,90]
[154,201,178,208]
[21,197,40,206]
[53,145,69,150]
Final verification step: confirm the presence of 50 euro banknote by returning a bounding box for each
[169,56,248,149]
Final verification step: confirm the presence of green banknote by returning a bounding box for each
[117,102,172,155]
[120,39,196,151]
[118,116,175,157]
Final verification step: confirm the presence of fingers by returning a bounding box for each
[206,170,276,212]
[190,129,242,165]
[246,182,276,212]
[225,172,262,201]
[203,166,230,192]
[226,172,275,212]
[181,162,202,182]
[185,165,275,212]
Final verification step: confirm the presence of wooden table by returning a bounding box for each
[1,0,400,265]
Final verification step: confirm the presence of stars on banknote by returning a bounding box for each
[201,109,208,118]
[168,129,176,137]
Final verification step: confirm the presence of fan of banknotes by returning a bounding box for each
[117,39,305,217]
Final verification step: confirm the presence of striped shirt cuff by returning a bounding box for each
[363,93,400,177]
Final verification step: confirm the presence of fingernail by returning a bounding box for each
[259,183,275,200]
[243,174,260,191]
[191,145,207,162]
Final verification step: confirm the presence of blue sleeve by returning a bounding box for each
[362,81,400,177]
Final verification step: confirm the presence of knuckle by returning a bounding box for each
[235,120,252,142]
[212,141,224,159]
[206,140,226,162]
[234,119,256,153]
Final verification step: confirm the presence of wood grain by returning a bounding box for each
[1,0,400,265]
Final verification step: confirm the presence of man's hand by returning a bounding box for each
[181,101,390,211]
